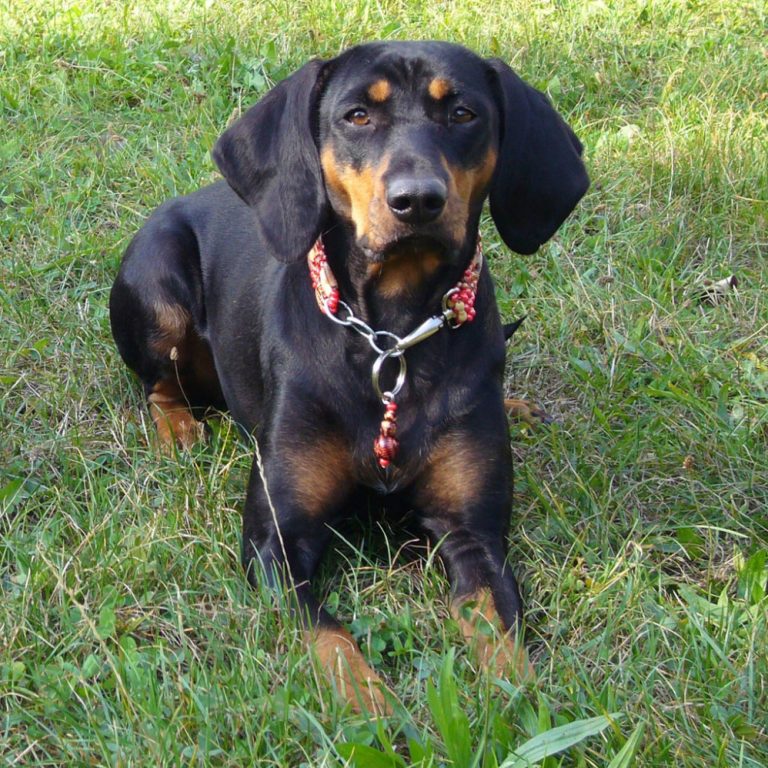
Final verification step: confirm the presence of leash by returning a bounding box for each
[308,236,482,469]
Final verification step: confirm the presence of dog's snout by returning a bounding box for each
[386,177,447,224]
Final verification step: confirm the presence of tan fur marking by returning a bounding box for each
[418,432,487,511]
[367,79,391,102]
[308,627,392,713]
[441,149,498,244]
[150,302,190,356]
[504,398,552,426]
[321,147,391,247]
[449,148,497,201]
[375,248,442,298]
[428,77,453,100]
[452,589,534,682]
[148,379,204,452]
[283,435,352,516]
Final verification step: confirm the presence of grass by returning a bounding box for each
[1,0,766,764]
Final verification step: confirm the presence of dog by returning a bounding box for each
[110,40,588,712]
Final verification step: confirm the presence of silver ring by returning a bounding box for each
[370,330,402,355]
[323,299,354,326]
[371,350,406,401]
[346,315,377,339]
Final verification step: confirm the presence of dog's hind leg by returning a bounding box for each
[504,398,554,426]
[110,220,224,452]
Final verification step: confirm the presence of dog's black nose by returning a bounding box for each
[387,177,447,224]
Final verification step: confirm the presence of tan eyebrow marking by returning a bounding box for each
[428,77,453,100]
[367,79,392,102]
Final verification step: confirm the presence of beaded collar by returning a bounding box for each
[308,237,482,469]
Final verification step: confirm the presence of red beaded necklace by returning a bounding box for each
[308,237,482,469]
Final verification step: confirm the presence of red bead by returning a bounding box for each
[374,433,399,466]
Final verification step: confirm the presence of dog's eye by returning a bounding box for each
[451,107,476,124]
[345,108,370,126]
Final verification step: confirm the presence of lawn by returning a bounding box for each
[1,0,766,765]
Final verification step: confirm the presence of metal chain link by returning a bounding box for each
[321,296,460,402]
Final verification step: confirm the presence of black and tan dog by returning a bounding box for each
[110,41,588,712]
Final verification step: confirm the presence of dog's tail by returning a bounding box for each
[503,316,526,342]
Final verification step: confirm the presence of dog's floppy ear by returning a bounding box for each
[486,59,589,255]
[212,59,329,262]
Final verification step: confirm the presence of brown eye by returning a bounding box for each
[346,108,370,126]
[451,106,475,124]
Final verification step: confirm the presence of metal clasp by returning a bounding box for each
[394,315,446,353]
[441,287,462,328]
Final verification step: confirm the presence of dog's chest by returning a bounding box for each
[345,380,475,494]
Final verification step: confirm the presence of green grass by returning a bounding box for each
[1,0,766,764]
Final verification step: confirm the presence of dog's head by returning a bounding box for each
[213,41,589,265]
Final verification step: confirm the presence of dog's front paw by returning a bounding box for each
[453,590,536,685]
[308,627,394,715]
[482,633,536,685]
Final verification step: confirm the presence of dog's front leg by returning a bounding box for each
[413,423,533,683]
[241,439,391,714]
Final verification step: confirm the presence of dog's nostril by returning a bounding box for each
[422,192,445,213]
[389,194,413,213]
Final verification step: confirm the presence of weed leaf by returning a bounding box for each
[337,743,406,768]
[500,714,621,768]
[426,650,473,767]
[606,721,644,768]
